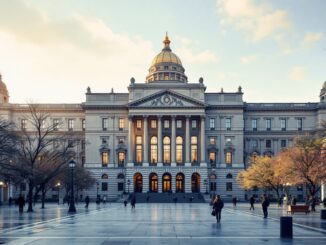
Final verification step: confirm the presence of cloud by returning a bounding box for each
[0,0,155,103]
[289,66,308,81]
[175,36,218,64]
[301,32,323,48]
[240,54,257,64]
[217,0,292,43]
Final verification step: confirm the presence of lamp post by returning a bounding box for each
[0,181,4,206]
[127,179,130,194]
[56,182,61,205]
[68,159,76,213]
[204,179,208,194]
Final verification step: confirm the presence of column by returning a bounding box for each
[157,116,163,166]
[200,116,207,167]
[127,116,134,166]
[143,116,149,166]
[185,116,191,166]
[171,115,176,166]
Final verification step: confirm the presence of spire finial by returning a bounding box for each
[162,32,171,51]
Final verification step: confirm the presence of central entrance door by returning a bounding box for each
[134,173,143,193]
[149,173,158,192]
[176,173,185,193]
[162,173,171,192]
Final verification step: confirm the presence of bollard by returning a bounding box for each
[280,216,293,239]
[321,209,326,220]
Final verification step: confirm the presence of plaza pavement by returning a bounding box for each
[0,202,325,244]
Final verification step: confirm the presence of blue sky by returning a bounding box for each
[0,0,325,103]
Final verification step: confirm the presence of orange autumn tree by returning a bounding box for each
[237,156,284,199]
[278,135,326,197]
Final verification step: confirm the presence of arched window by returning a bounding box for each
[176,136,183,164]
[150,136,158,164]
[163,136,171,163]
[191,136,198,163]
[117,173,124,179]
[101,174,108,179]
[226,173,233,179]
[135,136,142,163]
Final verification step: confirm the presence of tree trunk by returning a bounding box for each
[41,185,46,209]
[27,180,34,212]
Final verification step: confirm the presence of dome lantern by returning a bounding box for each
[146,33,187,83]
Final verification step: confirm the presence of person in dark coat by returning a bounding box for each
[130,195,136,209]
[291,197,297,206]
[232,196,237,207]
[213,195,224,222]
[124,200,128,207]
[17,195,25,213]
[310,196,316,212]
[85,196,90,208]
[249,195,255,210]
[262,194,270,218]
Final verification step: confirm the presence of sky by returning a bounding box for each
[0,0,325,103]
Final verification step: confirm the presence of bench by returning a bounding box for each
[287,205,310,214]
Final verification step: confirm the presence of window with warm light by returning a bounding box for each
[118,152,125,165]
[191,136,198,163]
[209,137,215,145]
[150,136,158,164]
[209,152,216,164]
[136,120,142,129]
[151,120,157,129]
[226,152,232,164]
[164,120,170,128]
[163,136,171,163]
[119,118,124,130]
[135,136,142,163]
[176,136,183,164]
[102,152,109,166]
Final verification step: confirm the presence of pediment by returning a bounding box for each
[128,90,205,108]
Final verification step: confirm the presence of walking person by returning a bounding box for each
[310,196,316,212]
[232,196,237,207]
[262,194,270,219]
[249,195,255,211]
[213,195,224,222]
[84,196,90,208]
[131,195,136,209]
[17,195,25,213]
[124,200,128,207]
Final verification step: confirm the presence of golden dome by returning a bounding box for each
[146,33,187,83]
[0,73,9,103]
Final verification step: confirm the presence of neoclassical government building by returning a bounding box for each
[1,35,326,202]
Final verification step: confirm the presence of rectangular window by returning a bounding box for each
[226,182,233,191]
[102,182,108,191]
[266,119,271,131]
[102,152,109,166]
[136,120,142,129]
[251,139,258,148]
[226,152,232,164]
[68,119,74,131]
[53,119,59,131]
[176,120,182,128]
[21,119,26,130]
[118,152,125,165]
[102,118,108,131]
[119,118,124,130]
[297,118,302,131]
[118,183,124,191]
[209,152,216,164]
[252,119,257,131]
[225,118,231,130]
[164,120,170,128]
[280,119,286,131]
[82,119,85,131]
[191,136,198,163]
[176,144,183,164]
[266,139,271,148]
[209,118,215,130]
[136,136,142,163]
[209,137,215,145]
[151,120,157,129]
[281,140,286,148]
[191,120,197,129]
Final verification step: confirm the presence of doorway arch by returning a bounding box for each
[176,173,185,193]
[134,173,143,193]
[191,173,201,193]
[149,173,158,192]
[162,173,171,192]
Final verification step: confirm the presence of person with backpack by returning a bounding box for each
[262,194,270,218]
[213,195,224,222]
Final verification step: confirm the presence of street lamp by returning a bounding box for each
[56,182,61,205]
[204,179,208,194]
[127,179,130,194]
[0,181,4,206]
[68,159,76,213]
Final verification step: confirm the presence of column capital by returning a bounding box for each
[171,115,177,120]
[143,115,149,119]
[185,115,191,119]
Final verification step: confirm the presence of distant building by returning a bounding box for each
[1,34,325,202]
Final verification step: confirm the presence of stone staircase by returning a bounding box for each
[128,193,206,203]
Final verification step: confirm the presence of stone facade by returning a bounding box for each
[0,35,325,202]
